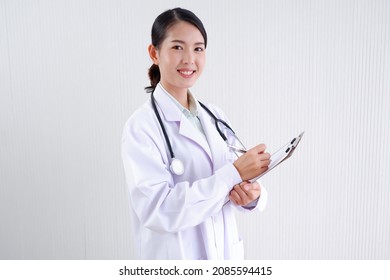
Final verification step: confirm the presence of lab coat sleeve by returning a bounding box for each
[206,104,268,213]
[122,111,242,234]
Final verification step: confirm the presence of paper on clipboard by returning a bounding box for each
[250,131,305,182]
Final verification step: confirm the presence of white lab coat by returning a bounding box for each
[121,85,267,259]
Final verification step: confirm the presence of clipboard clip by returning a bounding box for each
[285,131,305,158]
[250,131,305,182]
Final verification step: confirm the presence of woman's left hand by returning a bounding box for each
[229,181,261,206]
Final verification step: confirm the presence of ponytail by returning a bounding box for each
[145,64,160,93]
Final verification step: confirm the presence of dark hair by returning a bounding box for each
[145,8,208,93]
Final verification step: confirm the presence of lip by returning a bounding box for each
[177,69,196,78]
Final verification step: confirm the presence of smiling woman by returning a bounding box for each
[121,7,270,260]
[147,21,206,106]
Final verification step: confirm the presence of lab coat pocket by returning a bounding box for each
[230,239,244,260]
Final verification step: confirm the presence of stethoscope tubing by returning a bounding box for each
[151,91,244,175]
[151,92,176,160]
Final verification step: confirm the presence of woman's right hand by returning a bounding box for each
[233,144,271,181]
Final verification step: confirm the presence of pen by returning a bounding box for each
[227,144,247,154]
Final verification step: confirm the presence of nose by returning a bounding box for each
[182,49,195,64]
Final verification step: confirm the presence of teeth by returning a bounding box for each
[179,71,194,75]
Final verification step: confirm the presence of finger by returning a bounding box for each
[229,190,241,205]
[251,182,260,191]
[233,189,250,206]
[242,183,251,192]
[255,144,267,154]
[260,165,269,173]
[234,184,249,201]
[247,187,261,200]
[241,187,260,201]
[241,182,260,198]
[260,159,271,168]
[242,184,259,201]
[248,144,266,154]
[239,180,250,187]
[259,153,271,160]
[259,154,270,163]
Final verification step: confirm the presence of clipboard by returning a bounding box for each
[250,131,305,182]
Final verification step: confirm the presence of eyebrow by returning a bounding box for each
[170,39,205,46]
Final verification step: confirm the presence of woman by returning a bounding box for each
[122,7,270,260]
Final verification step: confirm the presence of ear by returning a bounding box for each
[148,44,159,65]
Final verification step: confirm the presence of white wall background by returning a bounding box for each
[1,0,389,259]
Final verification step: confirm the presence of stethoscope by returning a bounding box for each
[151,91,246,176]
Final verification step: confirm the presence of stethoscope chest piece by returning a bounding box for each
[170,158,184,176]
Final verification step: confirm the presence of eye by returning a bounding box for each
[172,45,183,50]
[195,47,204,52]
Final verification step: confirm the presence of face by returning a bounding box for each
[149,21,206,96]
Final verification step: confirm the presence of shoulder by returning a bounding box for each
[122,98,158,136]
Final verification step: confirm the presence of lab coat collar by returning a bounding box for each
[160,85,200,118]
[153,84,183,122]
[153,84,213,161]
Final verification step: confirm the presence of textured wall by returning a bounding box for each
[1,0,389,259]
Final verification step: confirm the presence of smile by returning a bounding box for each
[178,69,196,77]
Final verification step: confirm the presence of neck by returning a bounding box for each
[160,83,189,109]
[172,92,189,109]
